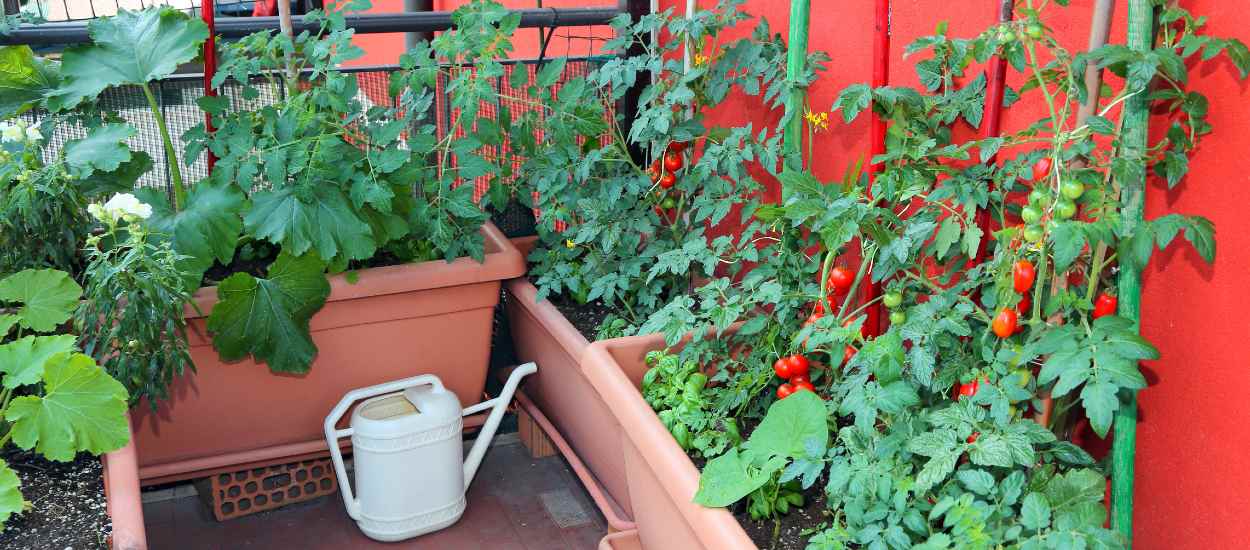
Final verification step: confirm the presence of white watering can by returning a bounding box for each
[323,362,537,542]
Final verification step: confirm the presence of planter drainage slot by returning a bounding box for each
[324,362,537,542]
[194,459,339,521]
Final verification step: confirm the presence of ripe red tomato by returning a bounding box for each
[804,312,823,326]
[955,378,982,400]
[647,165,661,183]
[967,432,980,444]
[842,345,857,365]
[789,375,810,386]
[785,355,810,379]
[827,266,854,294]
[1032,156,1053,181]
[776,383,795,399]
[773,357,792,379]
[663,152,683,172]
[659,173,676,189]
[1093,292,1117,319]
[1012,260,1036,293]
[668,140,688,154]
[793,381,815,393]
[1017,295,1030,315]
[992,308,1018,338]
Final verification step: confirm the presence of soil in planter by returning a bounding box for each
[548,294,616,340]
[737,492,829,550]
[0,449,109,550]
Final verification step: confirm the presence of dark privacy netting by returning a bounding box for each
[18,56,608,236]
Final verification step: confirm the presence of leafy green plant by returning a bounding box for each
[636,0,1247,547]
[514,0,817,335]
[640,350,738,457]
[75,193,195,407]
[0,269,130,530]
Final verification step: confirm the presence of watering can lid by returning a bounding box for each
[351,382,461,436]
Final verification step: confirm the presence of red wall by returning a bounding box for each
[654,0,1249,547]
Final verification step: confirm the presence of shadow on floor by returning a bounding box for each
[143,438,607,549]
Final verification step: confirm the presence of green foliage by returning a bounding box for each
[631,1,1245,547]
[0,269,130,532]
[75,207,196,407]
[641,351,738,458]
[0,45,60,118]
[517,0,804,335]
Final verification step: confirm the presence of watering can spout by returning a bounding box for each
[462,362,537,489]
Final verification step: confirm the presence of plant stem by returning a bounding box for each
[141,83,186,210]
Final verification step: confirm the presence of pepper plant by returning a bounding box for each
[0,269,130,530]
[637,1,1247,547]
[515,0,822,337]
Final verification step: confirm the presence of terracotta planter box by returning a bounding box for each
[581,333,755,550]
[102,416,147,550]
[503,237,634,529]
[131,222,524,483]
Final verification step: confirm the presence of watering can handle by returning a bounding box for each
[323,374,447,521]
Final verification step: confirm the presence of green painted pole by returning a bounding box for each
[782,0,810,161]
[1111,0,1153,543]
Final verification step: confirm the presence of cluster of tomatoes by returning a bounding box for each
[996,17,1044,44]
[798,263,860,369]
[773,354,814,399]
[1019,157,1084,243]
[648,141,688,215]
[991,259,1036,338]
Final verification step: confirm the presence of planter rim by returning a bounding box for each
[504,276,592,354]
[186,221,524,319]
[581,333,754,549]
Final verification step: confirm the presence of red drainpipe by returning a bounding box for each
[864,0,889,335]
[202,0,218,172]
[974,0,1014,261]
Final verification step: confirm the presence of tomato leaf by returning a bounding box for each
[1020,492,1052,531]
[5,353,130,462]
[206,252,330,374]
[1079,382,1119,437]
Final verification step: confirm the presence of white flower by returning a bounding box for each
[0,123,21,143]
[24,126,42,142]
[93,193,153,223]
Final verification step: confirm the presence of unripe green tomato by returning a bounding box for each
[1061,180,1085,200]
[660,197,676,209]
[889,310,906,325]
[1023,224,1045,243]
[883,291,903,309]
[1055,199,1077,220]
[1028,187,1051,206]
[1012,368,1032,388]
[999,29,1017,43]
[1021,205,1042,225]
[1025,23,1043,39]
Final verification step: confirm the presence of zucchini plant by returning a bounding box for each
[0,269,130,530]
[637,1,1249,547]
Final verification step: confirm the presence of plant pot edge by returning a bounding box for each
[102,413,147,550]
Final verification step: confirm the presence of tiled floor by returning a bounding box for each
[143,437,607,549]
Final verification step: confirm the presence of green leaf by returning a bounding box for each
[535,57,567,89]
[0,335,77,389]
[245,185,376,266]
[692,448,774,507]
[64,124,135,175]
[1085,115,1115,135]
[206,252,330,374]
[0,45,60,117]
[933,218,961,258]
[77,152,153,197]
[0,461,22,528]
[52,8,208,108]
[744,390,828,460]
[5,353,130,461]
[1048,222,1086,271]
[833,84,872,123]
[968,433,1013,468]
[1080,382,1119,437]
[137,179,245,289]
[1021,492,1052,531]
[0,269,83,332]
[915,450,959,494]
[956,469,995,495]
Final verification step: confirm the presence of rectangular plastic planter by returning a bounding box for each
[130,222,525,483]
[102,415,147,550]
[581,333,755,550]
[503,237,634,530]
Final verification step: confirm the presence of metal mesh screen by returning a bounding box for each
[12,0,261,22]
[19,57,610,208]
